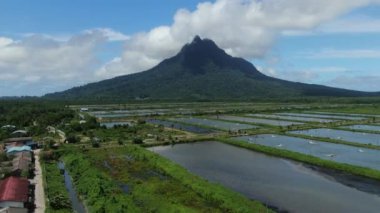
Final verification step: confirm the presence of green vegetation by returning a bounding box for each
[63,151,139,212]
[219,138,380,181]
[3,99,380,212]
[41,159,72,213]
[316,105,380,115]
[0,101,74,135]
[62,146,271,212]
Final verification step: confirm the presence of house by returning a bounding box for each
[0,177,29,209]
[46,126,56,134]
[24,142,38,150]
[9,131,28,138]
[6,147,31,156]
[80,107,89,112]
[11,157,31,177]
[3,138,32,145]
[0,126,16,130]
[0,206,28,213]
[4,138,38,151]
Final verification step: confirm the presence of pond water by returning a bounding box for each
[90,109,195,118]
[213,115,304,126]
[171,117,258,131]
[341,125,380,132]
[93,113,134,118]
[311,111,380,118]
[58,162,86,213]
[100,121,133,128]
[149,142,380,213]
[234,134,380,171]
[277,113,367,120]
[289,128,380,146]
[247,114,336,123]
[147,119,215,134]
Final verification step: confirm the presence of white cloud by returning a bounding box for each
[0,31,108,96]
[285,15,380,36]
[3,0,380,95]
[98,0,380,78]
[84,28,130,41]
[305,48,380,59]
[0,37,14,47]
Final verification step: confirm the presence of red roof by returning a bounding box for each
[0,177,29,202]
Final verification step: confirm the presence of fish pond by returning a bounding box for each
[289,128,380,146]
[213,115,304,126]
[146,119,215,134]
[149,141,380,213]
[247,114,336,123]
[277,113,367,120]
[233,134,380,171]
[341,125,380,133]
[170,117,258,131]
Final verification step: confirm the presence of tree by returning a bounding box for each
[117,138,124,145]
[66,134,79,143]
[133,138,143,144]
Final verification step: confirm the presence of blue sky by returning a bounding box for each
[1,0,380,96]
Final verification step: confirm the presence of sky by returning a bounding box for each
[1,0,380,96]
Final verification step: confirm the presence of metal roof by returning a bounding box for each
[6,146,31,154]
[0,177,29,202]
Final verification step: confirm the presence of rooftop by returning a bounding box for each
[0,177,29,202]
[6,146,31,154]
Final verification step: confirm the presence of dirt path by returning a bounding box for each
[33,149,46,213]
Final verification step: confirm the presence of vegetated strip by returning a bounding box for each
[205,116,277,129]
[164,117,227,131]
[219,138,380,181]
[62,146,272,212]
[284,132,380,150]
[336,126,380,134]
[141,135,215,148]
[62,151,140,212]
[41,160,72,213]
[242,113,321,123]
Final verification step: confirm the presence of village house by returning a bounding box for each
[6,147,31,156]
[0,177,30,212]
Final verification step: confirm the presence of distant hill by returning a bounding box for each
[45,36,379,101]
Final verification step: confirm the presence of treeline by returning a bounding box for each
[0,100,74,128]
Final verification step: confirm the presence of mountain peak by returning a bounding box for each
[178,36,233,74]
[175,36,263,76]
[192,35,202,43]
[181,36,221,53]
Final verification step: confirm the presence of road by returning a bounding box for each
[33,149,46,213]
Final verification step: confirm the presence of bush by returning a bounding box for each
[133,138,143,144]
[43,162,72,212]
[63,153,139,212]
[66,134,79,143]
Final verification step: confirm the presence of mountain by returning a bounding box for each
[45,36,379,101]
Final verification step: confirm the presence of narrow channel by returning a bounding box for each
[58,162,87,213]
